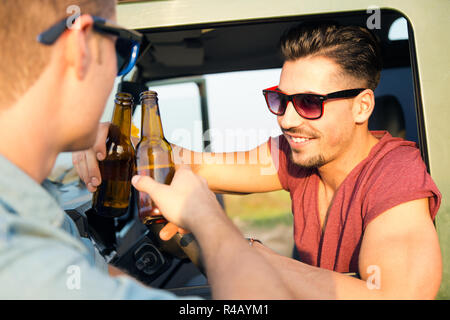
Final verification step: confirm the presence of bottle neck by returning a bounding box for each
[111,103,132,139]
[141,98,165,142]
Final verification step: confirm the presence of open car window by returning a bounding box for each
[46,5,446,298]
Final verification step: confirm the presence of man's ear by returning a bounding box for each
[353,89,375,124]
[64,14,94,81]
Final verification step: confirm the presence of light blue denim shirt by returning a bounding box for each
[0,154,197,299]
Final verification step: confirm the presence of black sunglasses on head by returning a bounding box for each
[262,86,366,120]
[37,15,143,76]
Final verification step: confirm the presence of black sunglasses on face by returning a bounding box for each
[263,86,366,120]
[37,15,143,76]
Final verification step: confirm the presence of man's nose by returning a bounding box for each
[278,101,305,129]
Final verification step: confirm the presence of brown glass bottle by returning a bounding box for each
[136,90,175,225]
[92,92,136,218]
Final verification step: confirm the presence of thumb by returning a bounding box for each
[94,122,110,161]
[131,175,170,203]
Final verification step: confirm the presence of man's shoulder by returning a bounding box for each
[361,142,429,192]
[0,201,92,262]
[0,208,187,299]
[0,204,22,233]
[381,143,422,165]
[359,135,441,224]
[369,134,424,171]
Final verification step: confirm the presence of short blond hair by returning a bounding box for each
[0,0,116,107]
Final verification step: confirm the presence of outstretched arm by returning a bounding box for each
[72,122,283,194]
[253,198,442,299]
[171,141,282,194]
[131,167,294,299]
[72,123,284,240]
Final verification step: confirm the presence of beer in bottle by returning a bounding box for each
[92,92,136,217]
[136,90,175,225]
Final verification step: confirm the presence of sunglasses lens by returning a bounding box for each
[265,91,285,115]
[115,38,139,76]
[264,89,324,119]
[293,95,322,119]
[115,38,129,74]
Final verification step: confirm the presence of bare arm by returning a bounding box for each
[72,123,283,239]
[253,198,442,299]
[171,142,282,194]
[73,123,282,194]
[131,167,294,299]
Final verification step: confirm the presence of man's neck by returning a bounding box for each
[0,87,60,184]
[317,130,380,192]
[0,137,59,184]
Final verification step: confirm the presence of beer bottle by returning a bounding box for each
[92,92,136,217]
[136,90,175,225]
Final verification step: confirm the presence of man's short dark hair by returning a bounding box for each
[280,24,382,90]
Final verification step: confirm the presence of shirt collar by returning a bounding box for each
[0,154,64,227]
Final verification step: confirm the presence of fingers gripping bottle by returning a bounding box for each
[92,92,136,217]
[136,90,175,225]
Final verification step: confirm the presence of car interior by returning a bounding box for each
[58,8,424,298]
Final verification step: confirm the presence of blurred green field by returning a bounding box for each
[223,190,293,228]
[222,189,294,256]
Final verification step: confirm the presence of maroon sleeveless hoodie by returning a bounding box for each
[269,131,441,273]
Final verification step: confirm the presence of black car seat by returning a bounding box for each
[369,95,406,138]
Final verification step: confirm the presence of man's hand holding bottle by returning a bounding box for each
[72,122,188,240]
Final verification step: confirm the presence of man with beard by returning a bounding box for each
[76,23,442,299]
